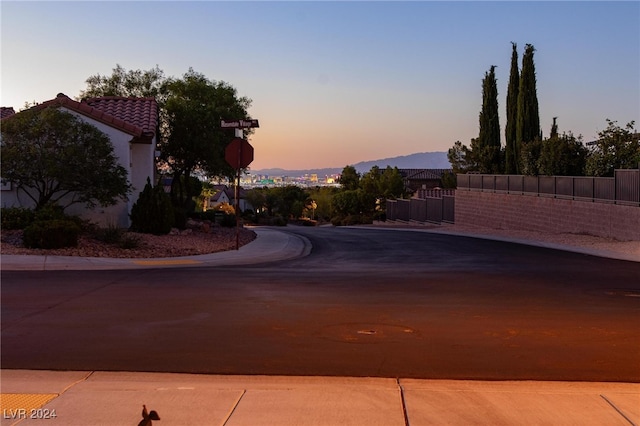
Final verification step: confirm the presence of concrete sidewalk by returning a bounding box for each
[0,228,312,271]
[1,370,638,425]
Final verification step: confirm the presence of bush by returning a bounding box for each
[220,213,236,228]
[34,203,66,222]
[331,214,373,226]
[1,207,35,230]
[33,203,85,230]
[172,206,188,230]
[373,211,387,222]
[23,219,81,249]
[190,210,218,222]
[93,223,124,244]
[118,233,141,249]
[130,178,175,235]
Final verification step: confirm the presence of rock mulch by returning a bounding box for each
[0,223,256,259]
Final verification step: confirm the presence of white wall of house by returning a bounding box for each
[209,191,231,209]
[1,108,156,228]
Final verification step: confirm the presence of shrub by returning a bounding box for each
[93,223,124,244]
[190,210,218,222]
[373,211,387,222]
[220,213,236,228]
[23,219,81,249]
[172,206,188,230]
[118,233,141,249]
[34,203,85,229]
[270,215,287,226]
[1,207,35,230]
[130,178,175,235]
[34,203,66,222]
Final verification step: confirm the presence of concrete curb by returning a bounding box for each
[0,228,311,271]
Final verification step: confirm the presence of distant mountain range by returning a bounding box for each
[251,151,450,177]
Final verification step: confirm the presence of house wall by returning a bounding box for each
[455,190,640,241]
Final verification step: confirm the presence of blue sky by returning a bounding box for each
[2,1,638,170]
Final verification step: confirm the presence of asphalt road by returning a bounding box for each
[2,226,639,382]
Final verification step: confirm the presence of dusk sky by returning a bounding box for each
[2,1,638,170]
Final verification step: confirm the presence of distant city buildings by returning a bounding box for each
[211,173,341,188]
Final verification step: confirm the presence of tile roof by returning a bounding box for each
[399,169,452,180]
[83,96,157,140]
[1,94,157,143]
[1,107,16,119]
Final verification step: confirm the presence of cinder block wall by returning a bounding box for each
[455,191,640,241]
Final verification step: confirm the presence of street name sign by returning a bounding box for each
[221,119,260,129]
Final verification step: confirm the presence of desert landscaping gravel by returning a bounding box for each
[0,226,256,259]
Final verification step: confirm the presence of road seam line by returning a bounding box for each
[600,394,636,426]
[397,378,410,426]
[221,389,246,426]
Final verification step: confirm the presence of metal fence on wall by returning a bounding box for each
[457,169,640,207]
[386,170,639,224]
[386,192,455,224]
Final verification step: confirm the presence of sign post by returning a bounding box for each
[223,119,259,249]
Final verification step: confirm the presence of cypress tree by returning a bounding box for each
[515,44,541,168]
[476,65,501,173]
[505,42,520,174]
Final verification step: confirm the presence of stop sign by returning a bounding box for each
[225,137,254,169]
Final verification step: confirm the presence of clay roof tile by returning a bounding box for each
[0,107,16,119]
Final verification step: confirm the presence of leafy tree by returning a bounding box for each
[1,107,131,211]
[538,132,587,176]
[359,165,406,200]
[505,42,520,174]
[307,186,338,222]
[258,185,310,219]
[475,65,502,173]
[338,165,360,190]
[516,44,541,169]
[331,189,372,218]
[379,166,406,199]
[79,65,255,215]
[534,118,587,176]
[586,120,639,176]
[244,188,267,214]
[520,140,543,176]
[78,64,166,100]
[359,165,382,195]
[331,165,404,224]
[447,140,472,173]
[441,170,457,188]
[161,68,253,210]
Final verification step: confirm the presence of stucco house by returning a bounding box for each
[208,185,252,212]
[1,93,158,227]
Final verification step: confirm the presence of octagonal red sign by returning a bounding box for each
[225,137,254,169]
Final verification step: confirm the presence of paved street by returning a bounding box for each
[2,226,639,382]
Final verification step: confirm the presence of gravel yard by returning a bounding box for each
[0,226,256,259]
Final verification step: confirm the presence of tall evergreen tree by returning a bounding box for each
[505,42,520,174]
[474,65,501,173]
[516,43,541,173]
